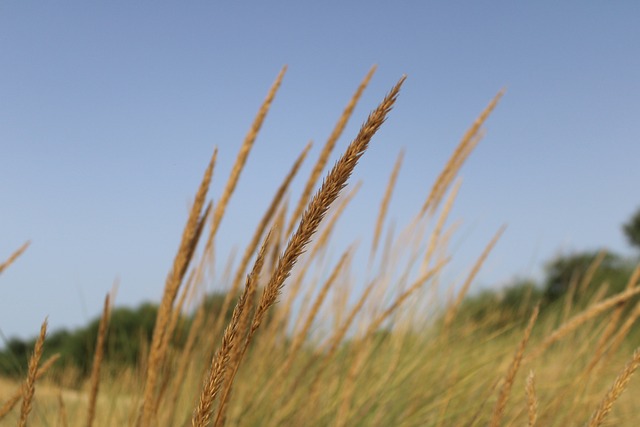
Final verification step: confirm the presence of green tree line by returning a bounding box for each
[0,293,235,378]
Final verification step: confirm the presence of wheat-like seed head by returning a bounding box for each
[587,348,640,427]
[18,318,48,427]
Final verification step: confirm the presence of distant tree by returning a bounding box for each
[623,207,640,251]
[543,251,630,302]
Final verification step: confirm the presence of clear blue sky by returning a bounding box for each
[2,2,639,341]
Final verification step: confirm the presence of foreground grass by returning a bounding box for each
[2,67,640,426]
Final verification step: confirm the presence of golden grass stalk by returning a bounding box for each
[312,181,362,261]
[257,273,376,426]
[606,301,640,364]
[254,71,403,342]
[561,272,580,322]
[334,340,371,427]
[139,148,217,426]
[587,348,640,427]
[266,182,362,337]
[213,141,312,335]
[286,248,352,369]
[57,391,69,427]
[489,305,539,427]
[285,65,377,238]
[584,266,640,376]
[215,233,278,427]
[86,294,111,427]
[578,250,608,295]
[159,200,212,365]
[192,232,270,427]
[526,370,538,427]
[526,285,640,362]
[0,353,60,421]
[166,267,197,348]
[422,179,462,271]
[277,261,447,426]
[587,282,610,308]
[230,247,353,415]
[444,225,506,328]
[351,333,406,422]
[235,140,311,289]
[204,66,287,256]
[421,90,503,216]
[370,149,404,261]
[0,393,21,421]
[239,77,406,426]
[18,318,47,427]
[165,289,209,425]
[0,240,30,276]
[368,258,449,334]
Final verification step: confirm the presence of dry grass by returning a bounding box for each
[525,370,538,427]
[285,65,377,238]
[18,319,47,427]
[490,305,539,427]
[3,69,640,427]
[0,241,30,276]
[587,348,640,427]
[86,294,111,427]
[139,146,217,427]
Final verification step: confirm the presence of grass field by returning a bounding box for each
[2,67,640,426]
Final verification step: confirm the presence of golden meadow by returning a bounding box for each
[1,67,640,426]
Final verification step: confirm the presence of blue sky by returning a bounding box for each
[2,2,639,340]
